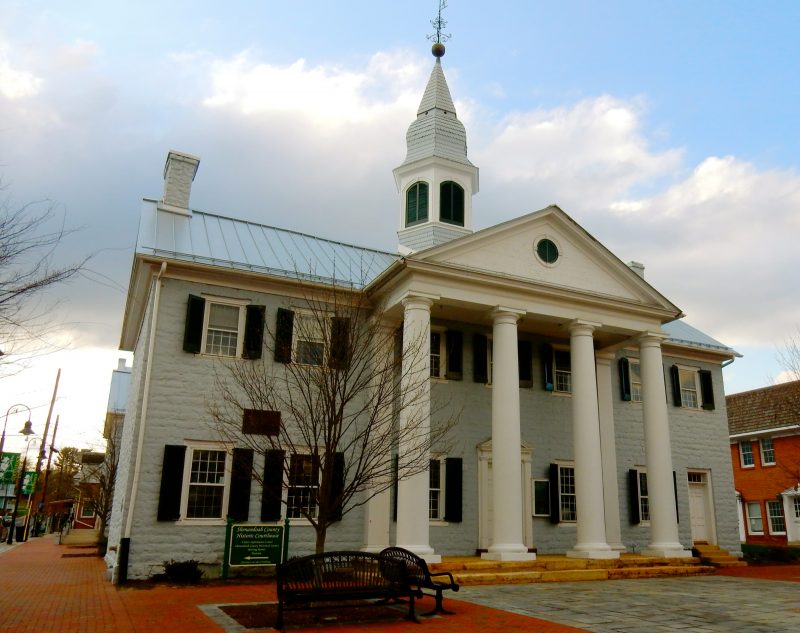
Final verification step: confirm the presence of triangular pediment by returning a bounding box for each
[413,205,679,313]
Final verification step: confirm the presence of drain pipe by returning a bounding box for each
[119,262,167,584]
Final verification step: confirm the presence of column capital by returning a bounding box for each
[567,319,602,336]
[638,331,668,348]
[490,306,525,324]
[401,293,437,311]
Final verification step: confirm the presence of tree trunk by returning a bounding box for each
[315,524,327,554]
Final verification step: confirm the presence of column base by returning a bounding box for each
[609,542,627,552]
[482,546,536,562]
[395,545,441,564]
[643,544,692,558]
[567,546,620,560]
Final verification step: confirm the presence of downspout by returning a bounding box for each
[119,262,167,583]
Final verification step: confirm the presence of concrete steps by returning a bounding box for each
[430,554,716,586]
[692,543,747,568]
[60,529,101,546]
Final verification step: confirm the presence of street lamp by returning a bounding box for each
[5,429,37,545]
[0,404,32,460]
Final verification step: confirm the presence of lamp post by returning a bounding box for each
[5,427,36,545]
[1,405,33,540]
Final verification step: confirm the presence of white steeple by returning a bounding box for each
[394,44,479,254]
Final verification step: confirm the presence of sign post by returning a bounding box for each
[222,521,290,579]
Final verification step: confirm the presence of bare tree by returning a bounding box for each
[0,189,87,375]
[210,277,458,553]
[76,438,118,544]
[777,328,800,382]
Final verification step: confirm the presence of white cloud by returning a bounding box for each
[0,53,42,99]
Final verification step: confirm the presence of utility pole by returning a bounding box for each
[27,368,60,539]
[38,414,59,534]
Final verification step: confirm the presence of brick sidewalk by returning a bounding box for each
[0,536,583,633]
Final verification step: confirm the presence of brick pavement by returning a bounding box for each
[0,536,582,633]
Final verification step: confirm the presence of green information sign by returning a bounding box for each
[0,453,19,484]
[21,471,37,495]
[228,523,286,567]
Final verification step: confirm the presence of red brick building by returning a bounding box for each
[727,381,800,546]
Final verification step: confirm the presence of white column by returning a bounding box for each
[639,333,691,558]
[482,308,535,561]
[596,351,625,551]
[395,296,439,562]
[567,321,618,559]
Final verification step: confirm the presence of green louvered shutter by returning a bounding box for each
[619,358,632,401]
[261,450,284,521]
[445,330,463,380]
[243,305,265,359]
[698,370,715,410]
[157,445,186,521]
[227,448,253,522]
[444,457,462,522]
[669,365,682,406]
[518,340,533,387]
[274,309,294,363]
[183,295,205,353]
[473,334,488,384]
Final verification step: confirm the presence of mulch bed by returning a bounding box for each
[220,600,408,629]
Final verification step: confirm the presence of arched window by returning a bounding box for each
[440,181,464,226]
[405,182,429,226]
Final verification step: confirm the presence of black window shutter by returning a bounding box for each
[518,340,533,387]
[274,308,294,363]
[473,334,488,383]
[673,471,679,523]
[542,344,554,391]
[619,358,632,401]
[392,455,399,522]
[444,457,463,522]
[157,445,186,521]
[183,295,205,353]
[548,463,560,524]
[327,452,345,522]
[261,449,284,521]
[228,448,253,522]
[445,330,463,380]
[628,469,641,524]
[698,370,715,410]
[242,305,265,360]
[669,365,682,406]
[328,317,351,370]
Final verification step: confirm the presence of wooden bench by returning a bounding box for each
[380,547,459,616]
[276,550,419,630]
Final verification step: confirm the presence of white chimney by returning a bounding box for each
[628,261,645,278]
[159,150,200,215]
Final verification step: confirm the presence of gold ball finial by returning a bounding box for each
[432,42,446,58]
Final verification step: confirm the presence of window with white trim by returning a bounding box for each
[430,330,444,378]
[429,458,445,520]
[746,501,763,534]
[287,454,319,519]
[767,500,786,534]
[794,497,800,519]
[636,471,650,522]
[760,437,775,465]
[182,446,231,520]
[629,359,642,403]
[293,312,326,366]
[739,441,754,468]
[80,501,96,519]
[677,367,700,408]
[558,465,577,521]
[554,349,571,394]
[201,299,247,357]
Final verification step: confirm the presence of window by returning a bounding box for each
[287,454,319,519]
[767,500,786,534]
[185,448,229,519]
[629,469,652,524]
[794,497,800,519]
[740,441,754,468]
[558,465,577,522]
[536,238,559,264]
[637,472,650,522]
[80,501,96,519]
[760,437,775,465]
[439,181,464,226]
[746,501,763,534]
[430,329,463,380]
[183,295,264,359]
[429,459,443,520]
[669,365,715,410]
[533,479,550,517]
[293,312,325,366]
[430,331,443,378]
[629,360,642,402]
[554,350,571,393]
[406,182,429,226]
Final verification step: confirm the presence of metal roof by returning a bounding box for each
[136,200,399,288]
[662,319,739,356]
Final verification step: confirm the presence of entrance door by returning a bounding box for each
[786,494,800,543]
[688,471,714,544]
[477,440,533,550]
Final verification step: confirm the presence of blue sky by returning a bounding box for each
[1,1,799,449]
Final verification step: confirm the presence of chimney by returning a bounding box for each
[628,261,645,278]
[116,358,127,371]
[159,150,200,215]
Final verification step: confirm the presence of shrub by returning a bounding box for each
[741,544,800,563]
[162,559,204,584]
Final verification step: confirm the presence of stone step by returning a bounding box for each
[450,564,715,586]
[691,544,747,568]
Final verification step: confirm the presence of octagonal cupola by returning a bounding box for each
[394,43,479,254]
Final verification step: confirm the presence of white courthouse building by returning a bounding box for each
[106,45,740,581]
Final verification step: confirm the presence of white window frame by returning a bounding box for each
[676,366,701,409]
[629,359,642,403]
[745,501,764,535]
[766,500,786,535]
[79,500,96,519]
[794,496,800,520]
[292,310,328,367]
[429,456,446,522]
[557,463,577,522]
[286,452,320,522]
[760,437,776,466]
[635,469,650,523]
[430,327,447,379]
[553,347,571,394]
[200,296,248,358]
[739,441,755,468]
[178,442,232,525]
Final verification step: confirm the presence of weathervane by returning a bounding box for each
[427,0,450,58]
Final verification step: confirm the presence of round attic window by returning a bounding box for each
[536,238,559,264]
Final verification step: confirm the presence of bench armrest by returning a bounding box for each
[429,570,458,587]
